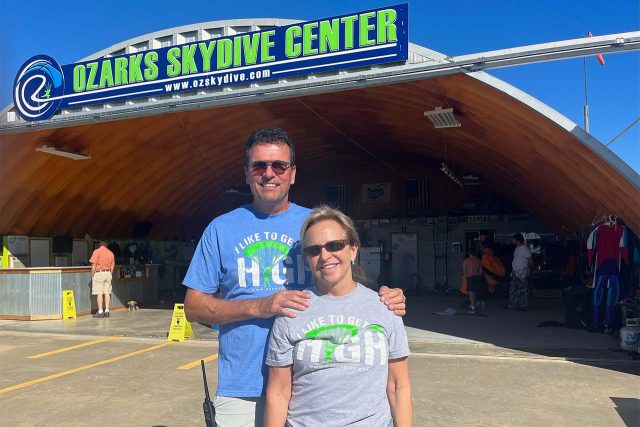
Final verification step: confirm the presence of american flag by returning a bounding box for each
[327,184,348,213]
[406,178,428,215]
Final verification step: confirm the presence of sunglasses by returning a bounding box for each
[249,161,293,176]
[302,239,351,257]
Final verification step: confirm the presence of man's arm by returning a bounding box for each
[184,288,310,325]
[523,245,534,269]
[379,286,407,316]
[264,366,292,427]
[387,357,412,427]
[527,252,533,268]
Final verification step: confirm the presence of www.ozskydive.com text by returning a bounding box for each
[163,69,271,92]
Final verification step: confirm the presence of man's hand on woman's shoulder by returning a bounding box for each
[257,290,311,319]
[378,285,406,316]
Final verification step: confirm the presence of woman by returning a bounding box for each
[463,247,484,313]
[265,205,412,427]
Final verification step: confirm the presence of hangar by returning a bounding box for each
[1,13,638,296]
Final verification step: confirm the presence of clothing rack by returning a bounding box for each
[590,211,624,228]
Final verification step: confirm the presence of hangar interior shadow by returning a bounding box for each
[401,292,639,375]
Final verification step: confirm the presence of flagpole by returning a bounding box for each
[583,56,589,133]
[583,31,605,134]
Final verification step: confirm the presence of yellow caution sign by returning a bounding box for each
[167,303,193,342]
[62,290,77,319]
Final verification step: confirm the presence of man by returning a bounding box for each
[509,233,533,311]
[183,127,406,426]
[90,240,115,318]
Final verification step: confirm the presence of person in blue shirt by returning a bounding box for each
[183,126,406,427]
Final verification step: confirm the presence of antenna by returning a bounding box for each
[201,360,215,426]
[201,360,211,400]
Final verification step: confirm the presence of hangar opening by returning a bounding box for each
[1,12,638,339]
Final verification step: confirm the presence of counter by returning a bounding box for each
[0,264,159,320]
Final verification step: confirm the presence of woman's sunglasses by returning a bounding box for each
[302,239,351,257]
[249,161,293,176]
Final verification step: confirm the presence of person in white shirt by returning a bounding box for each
[509,233,533,310]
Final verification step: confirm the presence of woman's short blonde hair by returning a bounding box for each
[300,205,367,284]
[300,205,361,249]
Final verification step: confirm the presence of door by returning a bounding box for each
[30,239,51,267]
[72,240,88,266]
[391,233,418,291]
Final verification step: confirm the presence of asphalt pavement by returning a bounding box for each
[0,295,638,426]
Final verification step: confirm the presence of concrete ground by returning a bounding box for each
[0,295,638,426]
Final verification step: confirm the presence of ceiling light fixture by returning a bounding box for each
[440,162,464,187]
[35,145,91,160]
[437,128,463,187]
[424,107,461,128]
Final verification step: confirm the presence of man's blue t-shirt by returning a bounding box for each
[183,203,312,397]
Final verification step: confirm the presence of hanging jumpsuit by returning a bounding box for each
[587,223,628,331]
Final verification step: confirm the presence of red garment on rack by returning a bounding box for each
[587,223,628,272]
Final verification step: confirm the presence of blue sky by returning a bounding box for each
[1,0,638,172]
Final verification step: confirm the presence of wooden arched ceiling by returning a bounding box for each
[1,73,638,239]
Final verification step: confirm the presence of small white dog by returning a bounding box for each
[127,300,140,311]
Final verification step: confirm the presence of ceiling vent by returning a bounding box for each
[424,107,461,128]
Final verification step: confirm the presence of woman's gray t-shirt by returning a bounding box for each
[266,283,410,427]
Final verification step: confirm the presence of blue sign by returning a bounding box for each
[13,4,408,122]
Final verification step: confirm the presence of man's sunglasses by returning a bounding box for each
[302,239,351,257]
[248,161,293,176]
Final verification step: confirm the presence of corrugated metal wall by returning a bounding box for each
[0,274,31,315]
[61,272,92,313]
[29,272,61,316]
[0,267,159,318]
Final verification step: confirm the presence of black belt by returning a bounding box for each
[96,269,111,272]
